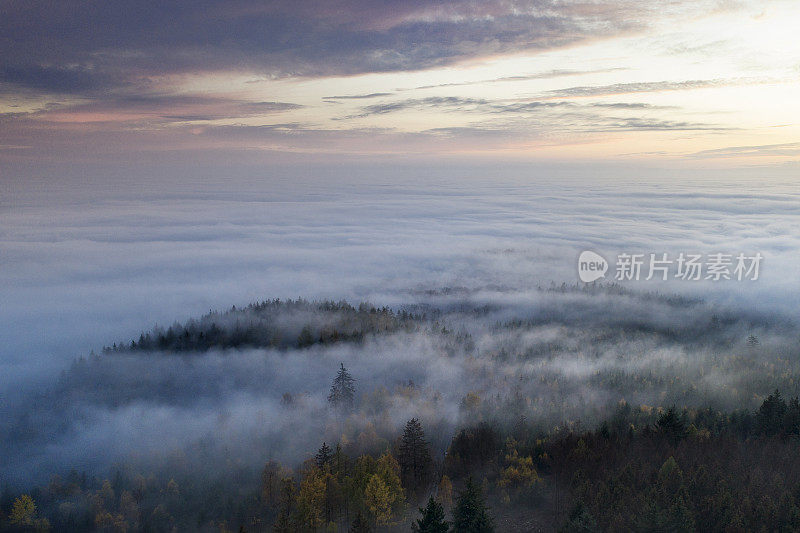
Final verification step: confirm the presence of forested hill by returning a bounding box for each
[102,284,779,356]
[104,299,429,353]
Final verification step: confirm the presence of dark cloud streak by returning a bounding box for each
[0,1,648,95]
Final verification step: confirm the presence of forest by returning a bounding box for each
[2,285,800,531]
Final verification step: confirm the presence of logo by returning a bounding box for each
[578,250,608,282]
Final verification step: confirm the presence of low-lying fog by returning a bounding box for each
[2,165,799,486]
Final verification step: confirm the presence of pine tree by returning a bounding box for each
[412,496,449,533]
[298,325,315,347]
[657,406,686,441]
[332,443,349,479]
[559,501,598,532]
[452,478,494,533]
[397,418,434,495]
[349,511,371,532]
[316,442,333,469]
[328,363,356,410]
[757,389,787,435]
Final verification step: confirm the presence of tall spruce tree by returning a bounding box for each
[315,442,332,469]
[328,363,356,410]
[349,511,371,532]
[397,418,433,494]
[412,496,448,533]
[452,478,494,533]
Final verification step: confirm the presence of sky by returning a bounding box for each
[1,0,800,172]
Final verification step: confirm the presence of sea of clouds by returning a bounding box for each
[2,163,799,484]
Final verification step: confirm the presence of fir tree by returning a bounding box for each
[452,478,494,532]
[328,363,356,410]
[398,418,434,495]
[559,501,598,532]
[412,496,449,533]
[349,511,371,532]
[315,442,332,469]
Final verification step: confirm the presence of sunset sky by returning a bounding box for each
[2,0,799,173]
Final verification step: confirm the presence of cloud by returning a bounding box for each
[343,96,490,118]
[0,1,653,95]
[542,78,740,98]
[0,95,303,137]
[0,64,120,94]
[344,96,665,119]
[340,96,720,133]
[586,117,730,131]
[408,68,629,90]
[690,142,800,158]
[324,93,394,100]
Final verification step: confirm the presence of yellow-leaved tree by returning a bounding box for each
[297,466,326,530]
[364,474,392,526]
[10,494,51,532]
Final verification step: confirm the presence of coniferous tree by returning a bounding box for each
[398,418,434,495]
[412,496,449,533]
[757,389,787,435]
[559,501,598,532]
[786,397,800,435]
[328,363,356,410]
[657,406,686,441]
[316,442,333,469]
[349,511,371,532]
[452,478,494,533]
[298,325,315,348]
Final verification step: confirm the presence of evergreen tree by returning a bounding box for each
[328,363,356,410]
[331,443,349,479]
[559,501,598,533]
[297,325,315,348]
[786,397,800,435]
[349,511,371,532]
[316,442,333,469]
[757,389,787,435]
[657,406,686,441]
[398,418,434,495]
[452,478,494,532]
[412,496,449,533]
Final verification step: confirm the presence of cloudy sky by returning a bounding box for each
[1,0,799,171]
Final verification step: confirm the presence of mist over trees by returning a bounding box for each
[2,285,800,531]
